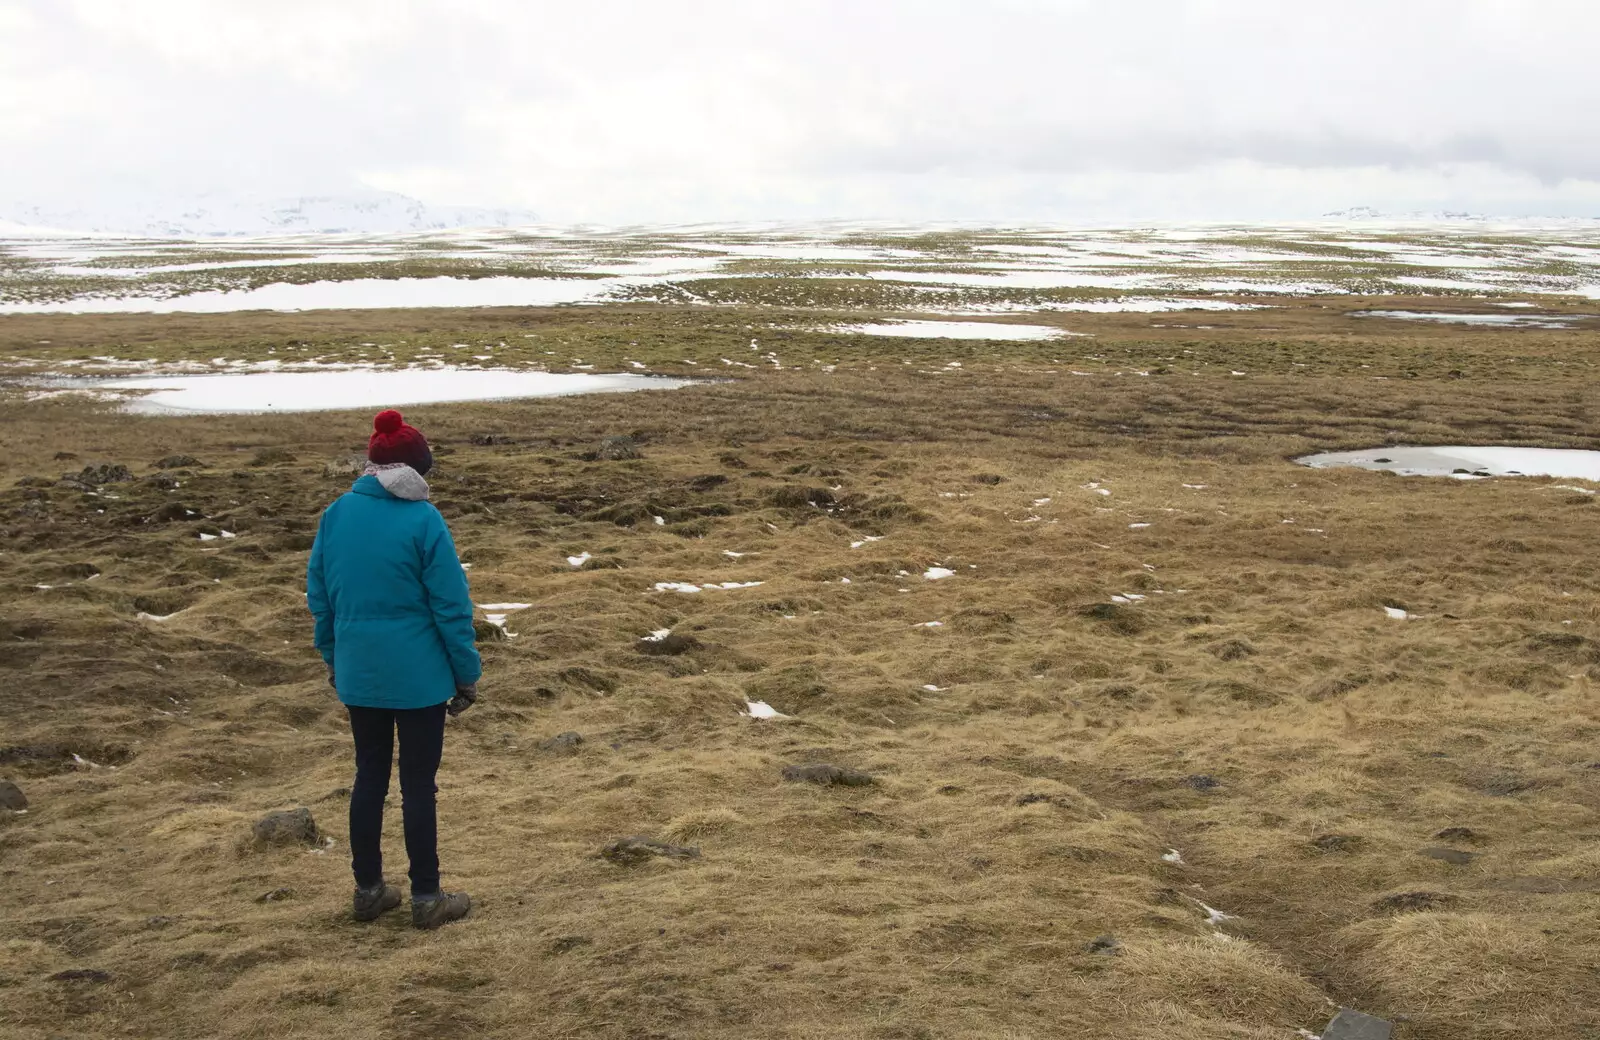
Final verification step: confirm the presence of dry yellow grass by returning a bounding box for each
[2,300,1599,1038]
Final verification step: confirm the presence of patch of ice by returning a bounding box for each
[197,532,218,541]
[136,611,178,622]
[56,368,695,415]
[1384,606,1415,620]
[1299,445,1600,481]
[652,515,666,526]
[914,621,945,628]
[642,628,672,642]
[1032,497,1052,505]
[835,320,1070,341]
[850,536,884,549]
[740,700,788,720]
[478,603,532,612]
[1353,309,1584,328]
[1162,849,1185,865]
[567,552,592,568]
[923,567,956,580]
[1196,901,1236,925]
[1128,523,1151,530]
[922,684,948,692]
[652,581,763,594]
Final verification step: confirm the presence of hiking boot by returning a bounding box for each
[412,891,471,930]
[352,883,402,922]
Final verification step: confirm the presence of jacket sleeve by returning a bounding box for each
[421,508,483,688]
[306,510,335,667]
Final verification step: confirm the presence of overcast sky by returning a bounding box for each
[3,0,1598,224]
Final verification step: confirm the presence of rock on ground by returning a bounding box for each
[594,436,642,461]
[155,454,204,469]
[599,836,700,865]
[1321,1008,1393,1040]
[0,780,26,810]
[539,732,583,755]
[781,763,874,787]
[252,808,319,847]
[324,452,368,477]
[77,463,133,485]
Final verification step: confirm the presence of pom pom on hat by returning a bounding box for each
[368,409,433,476]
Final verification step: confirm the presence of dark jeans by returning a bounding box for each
[347,702,448,897]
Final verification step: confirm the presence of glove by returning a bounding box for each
[447,683,478,717]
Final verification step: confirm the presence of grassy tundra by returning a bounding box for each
[2,284,1599,1038]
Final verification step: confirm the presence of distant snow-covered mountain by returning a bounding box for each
[0,190,538,238]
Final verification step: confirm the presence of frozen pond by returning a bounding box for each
[834,320,1070,340]
[1351,310,1587,328]
[1299,445,1600,480]
[53,367,696,414]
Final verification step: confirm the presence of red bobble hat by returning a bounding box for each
[367,410,433,476]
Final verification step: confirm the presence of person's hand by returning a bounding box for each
[447,683,478,717]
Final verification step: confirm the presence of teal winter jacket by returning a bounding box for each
[307,474,481,709]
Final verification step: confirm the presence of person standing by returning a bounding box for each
[307,409,481,929]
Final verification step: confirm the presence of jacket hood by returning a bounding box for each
[353,463,430,502]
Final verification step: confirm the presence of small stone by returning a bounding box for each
[1321,1007,1393,1040]
[1085,935,1121,955]
[599,836,700,865]
[155,454,204,470]
[323,452,367,477]
[0,780,27,811]
[1419,846,1477,866]
[1186,774,1220,791]
[1015,792,1053,806]
[594,436,642,461]
[539,732,584,755]
[473,619,508,642]
[76,463,133,485]
[781,763,874,787]
[48,969,113,984]
[255,887,294,903]
[53,451,78,461]
[251,807,319,847]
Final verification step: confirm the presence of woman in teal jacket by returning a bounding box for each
[307,409,481,930]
